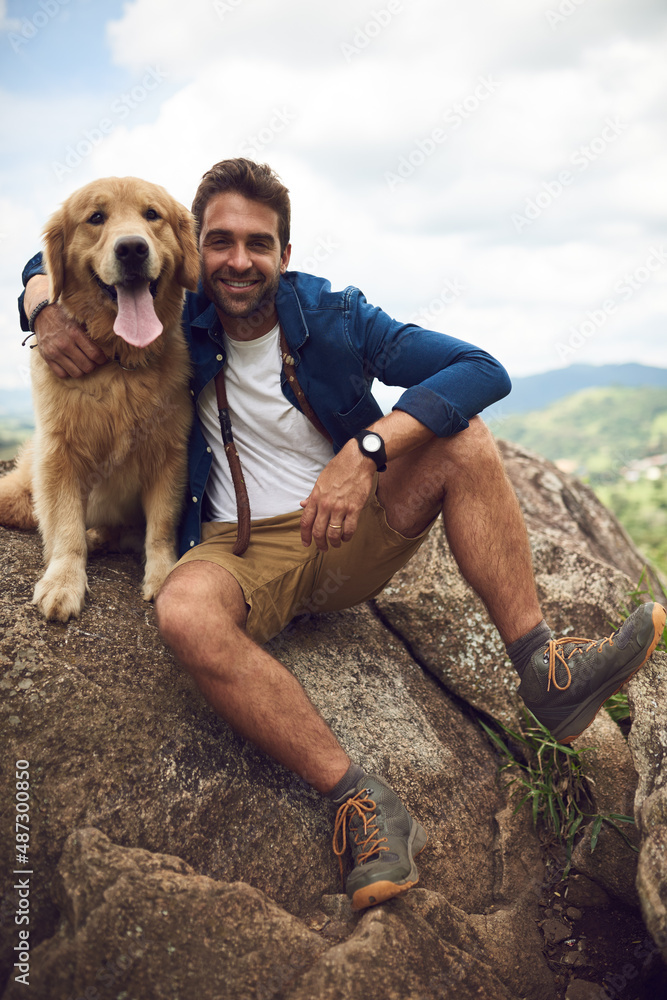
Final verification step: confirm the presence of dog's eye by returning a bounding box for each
[146,208,161,221]
[87,212,105,225]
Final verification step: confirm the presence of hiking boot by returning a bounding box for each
[332,773,427,911]
[518,601,666,743]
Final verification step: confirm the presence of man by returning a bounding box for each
[20,158,666,911]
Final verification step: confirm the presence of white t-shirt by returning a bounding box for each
[197,323,335,522]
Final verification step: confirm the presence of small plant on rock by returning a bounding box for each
[480,710,637,876]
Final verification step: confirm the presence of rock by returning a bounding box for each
[570,711,640,908]
[1,827,328,1000]
[374,441,665,729]
[0,529,550,997]
[562,951,589,967]
[541,917,572,944]
[292,892,528,1000]
[575,710,638,818]
[628,653,667,965]
[572,822,640,910]
[1,441,666,996]
[565,980,610,999]
[565,874,612,909]
[1,828,555,1000]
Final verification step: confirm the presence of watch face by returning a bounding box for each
[362,433,381,453]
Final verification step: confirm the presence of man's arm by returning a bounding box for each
[300,409,433,551]
[22,269,107,380]
[298,284,512,551]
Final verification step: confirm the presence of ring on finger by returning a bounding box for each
[327,523,343,530]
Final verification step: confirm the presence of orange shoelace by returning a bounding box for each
[546,634,615,691]
[332,789,389,882]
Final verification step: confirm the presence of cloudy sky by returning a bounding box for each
[1,0,666,397]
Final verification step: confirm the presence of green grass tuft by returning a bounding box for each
[480,709,637,876]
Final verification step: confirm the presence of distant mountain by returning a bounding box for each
[3,362,667,428]
[486,363,667,420]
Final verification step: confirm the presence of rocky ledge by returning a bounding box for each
[0,440,666,999]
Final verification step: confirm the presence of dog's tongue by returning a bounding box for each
[113,282,163,347]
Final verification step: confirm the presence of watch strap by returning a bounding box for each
[354,430,387,472]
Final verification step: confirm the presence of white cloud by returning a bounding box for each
[2,0,667,388]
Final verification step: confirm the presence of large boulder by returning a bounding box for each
[1,827,552,1000]
[374,440,665,729]
[0,441,665,998]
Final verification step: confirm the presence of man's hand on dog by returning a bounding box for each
[26,275,107,378]
[300,441,376,551]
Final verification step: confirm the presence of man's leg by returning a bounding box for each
[377,415,541,645]
[376,416,666,743]
[155,560,350,793]
[155,557,427,909]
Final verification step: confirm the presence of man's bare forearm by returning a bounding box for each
[367,409,434,462]
[24,274,50,319]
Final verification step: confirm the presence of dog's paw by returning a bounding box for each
[141,573,170,603]
[142,550,176,602]
[33,568,87,622]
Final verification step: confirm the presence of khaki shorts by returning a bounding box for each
[175,478,436,645]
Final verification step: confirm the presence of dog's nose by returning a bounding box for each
[114,236,149,271]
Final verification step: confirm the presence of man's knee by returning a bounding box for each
[155,561,247,647]
[447,415,495,454]
[435,416,504,477]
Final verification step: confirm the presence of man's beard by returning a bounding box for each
[202,267,281,333]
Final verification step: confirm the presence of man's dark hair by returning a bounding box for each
[191,158,291,253]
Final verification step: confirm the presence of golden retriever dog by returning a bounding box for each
[0,176,199,622]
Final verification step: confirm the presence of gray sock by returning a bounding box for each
[506,619,552,678]
[327,762,366,803]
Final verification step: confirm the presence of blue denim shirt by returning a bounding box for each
[21,255,511,555]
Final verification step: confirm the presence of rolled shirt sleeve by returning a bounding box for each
[19,251,47,331]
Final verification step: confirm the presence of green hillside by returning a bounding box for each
[495,386,667,482]
[494,385,667,577]
[0,417,33,461]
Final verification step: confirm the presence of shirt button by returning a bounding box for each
[206,446,212,453]
[192,496,198,503]
[189,540,195,547]
[190,389,195,396]
[216,354,223,361]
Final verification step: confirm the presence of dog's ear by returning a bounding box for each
[174,207,200,291]
[43,207,67,302]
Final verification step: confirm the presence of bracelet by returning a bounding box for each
[28,298,50,333]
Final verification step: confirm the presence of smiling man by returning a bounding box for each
[199,190,285,330]
[20,158,666,911]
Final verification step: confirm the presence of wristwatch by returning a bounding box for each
[354,430,387,472]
